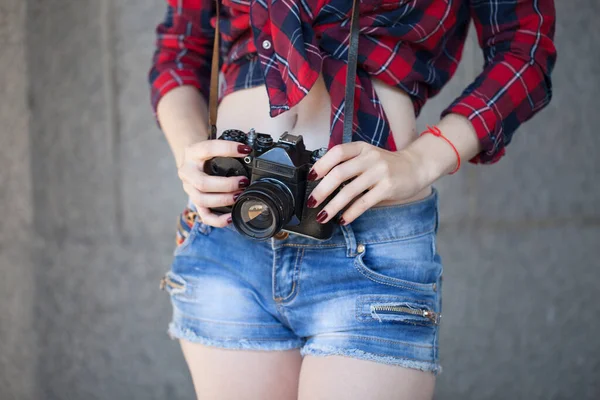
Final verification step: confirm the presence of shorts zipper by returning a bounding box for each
[370,305,440,325]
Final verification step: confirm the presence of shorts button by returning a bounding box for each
[356,244,365,254]
[262,39,272,50]
[274,231,289,240]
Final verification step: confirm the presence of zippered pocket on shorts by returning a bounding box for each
[356,295,440,326]
[370,304,440,325]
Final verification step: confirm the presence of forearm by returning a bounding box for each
[406,113,482,184]
[157,85,210,167]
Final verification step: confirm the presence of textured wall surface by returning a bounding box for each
[0,1,598,399]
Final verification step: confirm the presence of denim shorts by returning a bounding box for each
[160,188,443,374]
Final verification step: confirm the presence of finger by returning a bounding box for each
[179,164,250,193]
[307,156,367,209]
[196,206,232,228]
[186,139,252,162]
[314,171,377,224]
[184,184,233,227]
[184,183,242,208]
[308,142,365,181]
[338,184,388,225]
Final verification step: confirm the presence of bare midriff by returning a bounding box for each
[216,75,432,207]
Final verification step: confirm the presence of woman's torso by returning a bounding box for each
[217,76,432,206]
[208,0,473,206]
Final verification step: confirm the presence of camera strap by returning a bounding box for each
[208,0,359,144]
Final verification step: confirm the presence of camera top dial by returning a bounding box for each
[221,129,246,143]
[256,135,274,152]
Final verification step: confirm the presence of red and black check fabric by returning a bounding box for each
[149,0,556,164]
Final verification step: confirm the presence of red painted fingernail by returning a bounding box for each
[227,216,232,224]
[239,178,250,188]
[338,218,346,226]
[238,145,252,154]
[306,195,317,208]
[233,193,241,201]
[307,169,318,181]
[316,210,328,223]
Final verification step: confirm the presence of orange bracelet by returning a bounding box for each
[419,125,461,175]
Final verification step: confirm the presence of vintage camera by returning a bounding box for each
[205,128,337,241]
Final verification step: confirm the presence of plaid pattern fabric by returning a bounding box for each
[149,0,556,164]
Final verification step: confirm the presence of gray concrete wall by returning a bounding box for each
[0,0,598,399]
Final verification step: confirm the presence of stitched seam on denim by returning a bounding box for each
[278,248,305,306]
[279,228,435,249]
[174,313,291,328]
[278,248,303,302]
[282,243,346,249]
[171,327,304,343]
[358,295,434,307]
[197,222,212,236]
[308,333,435,349]
[354,257,435,292]
[432,283,440,360]
[271,246,278,301]
[341,224,356,257]
[359,227,435,246]
[356,310,434,325]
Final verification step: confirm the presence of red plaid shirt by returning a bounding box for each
[149,0,556,164]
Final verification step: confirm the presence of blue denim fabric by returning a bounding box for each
[161,188,443,373]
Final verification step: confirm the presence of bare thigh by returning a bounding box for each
[298,356,435,400]
[180,339,303,400]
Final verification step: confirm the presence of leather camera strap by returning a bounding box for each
[208,0,221,140]
[208,0,359,144]
[342,0,360,145]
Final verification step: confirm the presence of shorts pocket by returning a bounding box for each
[173,206,213,256]
[354,233,439,293]
[356,295,440,326]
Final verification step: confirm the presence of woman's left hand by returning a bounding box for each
[306,142,430,225]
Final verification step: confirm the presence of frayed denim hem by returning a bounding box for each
[300,344,442,375]
[167,323,305,351]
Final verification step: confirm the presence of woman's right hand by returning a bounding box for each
[177,140,253,227]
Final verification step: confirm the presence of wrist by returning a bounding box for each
[404,133,456,185]
[405,114,482,183]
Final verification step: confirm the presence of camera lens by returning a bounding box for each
[239,200,273,230]
[231,179,295,240]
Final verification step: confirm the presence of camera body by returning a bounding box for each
[205,129,336,241]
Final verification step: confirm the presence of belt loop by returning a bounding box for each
[432,187,439,234]
[187,197,197,213]
[340,224,357,257]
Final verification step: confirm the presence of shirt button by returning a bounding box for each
[262,39,272,50]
